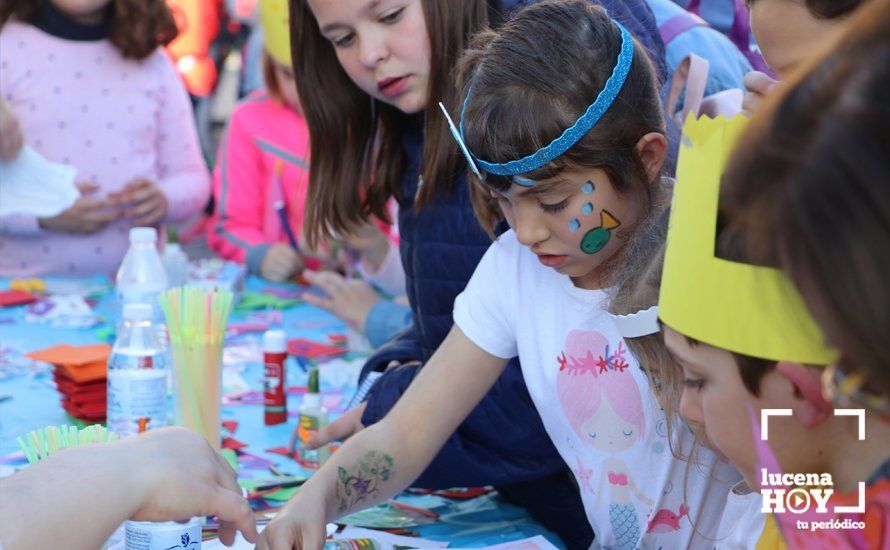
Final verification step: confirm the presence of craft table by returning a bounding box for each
[0,275,563,548]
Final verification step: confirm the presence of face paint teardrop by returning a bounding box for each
[580,210,621,255]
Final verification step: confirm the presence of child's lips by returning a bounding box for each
[537,254,568,268]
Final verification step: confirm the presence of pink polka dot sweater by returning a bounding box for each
[0,21,210,277]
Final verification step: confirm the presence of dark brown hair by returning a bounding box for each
[722,0,890,397]
[262,51,285,105]
[290,0,488,246]
[746,0,865,19]
[1,0,178,60]
[457,0,666,235]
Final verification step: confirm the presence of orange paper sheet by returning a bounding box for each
[56,361,107,383]
[27,344,111,367]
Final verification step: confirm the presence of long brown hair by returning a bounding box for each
[0,0,178,60]
[456,0,666,235]
[291,0,488,247]
[722,0,890,397]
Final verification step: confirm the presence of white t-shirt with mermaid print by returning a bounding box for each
[454,230,736,549]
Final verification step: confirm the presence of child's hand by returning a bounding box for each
[112,178,169,226]
[38,183,123,234]
[261,243,305,282]
[742,71,779,114]
[255,486,328,550]
[123,427,258,546]
[290,402,367,453]
[0,98,23,162]
[301,270,382,331]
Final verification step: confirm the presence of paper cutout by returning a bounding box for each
[27,344,111,367]
[222,420,239,434]
[287,338,348,358]
[221,437,249,451]
[580,210,621,255]
[0,290,38,307]
[236,291,302,312]
[265,446,297,459]
[24,295,100,328]
[0,146,79,217]
[659,116,837,363]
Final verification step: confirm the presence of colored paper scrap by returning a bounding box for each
[222,420,239,434]
[27,343,111,367]
[235,291,301,312]
[0,290,38,307]
[221,437,248,451]
[287,338,347,359]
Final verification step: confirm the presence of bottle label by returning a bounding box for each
[298,413,328,469]
[107,369,167,436]
[125,520,201,550]
[263,353,287,425]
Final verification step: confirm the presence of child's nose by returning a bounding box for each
[679,389,703,426]
[513,205,548,248]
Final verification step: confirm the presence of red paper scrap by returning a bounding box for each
[222,420,239,434]
[326,334,347,345]
[287,338,347,358]
[221,437,248,451]
[0,290,38,307]
[265,446,297,460]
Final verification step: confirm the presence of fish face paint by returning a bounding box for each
[581,210,621,255]
[495,168,641,288]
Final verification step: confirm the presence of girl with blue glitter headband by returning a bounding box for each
[264,1,669,548]
[258,2,736,549]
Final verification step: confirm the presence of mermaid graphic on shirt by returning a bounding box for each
[557,329,653,550]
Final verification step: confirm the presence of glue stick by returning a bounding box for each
[298,367,329,469]
[263,330,288,425]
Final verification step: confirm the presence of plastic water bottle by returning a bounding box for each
[161,243,189,288]
[116,227,168,327]
[107,303,168,437]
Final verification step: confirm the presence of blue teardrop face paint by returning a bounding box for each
[568,218,581,232]
[582,181,595,194]
[581,202,594,216]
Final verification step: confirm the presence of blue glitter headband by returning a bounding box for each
[439,20,634,181]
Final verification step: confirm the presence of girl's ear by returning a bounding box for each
[776,362,832,428]
[634,132,668,183]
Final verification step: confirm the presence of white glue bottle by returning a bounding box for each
[107,303,168,437]
[298,367,329,469]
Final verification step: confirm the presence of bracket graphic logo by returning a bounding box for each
[759,409,867,532]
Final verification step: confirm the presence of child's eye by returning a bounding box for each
[539,198,569,214]
[683,378,705,391]
[380,7,405,24]
[331,33,356,48]
[622,430,633,437]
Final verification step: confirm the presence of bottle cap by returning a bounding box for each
[129,227,158,244]
[164,243,182,255]
[263,330,287,353]
[123,303,153,322]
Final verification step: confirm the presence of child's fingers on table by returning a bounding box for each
[211,486,258,544]
[307,404,365,448]
[302,292,334,311]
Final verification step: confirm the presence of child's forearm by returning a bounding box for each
[291,421,429,523]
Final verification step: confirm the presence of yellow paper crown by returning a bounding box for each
[259,0,291,66]
[659,115,837,365]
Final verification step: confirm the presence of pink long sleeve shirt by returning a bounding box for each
[206,90,311,273]
[0,21,210,277]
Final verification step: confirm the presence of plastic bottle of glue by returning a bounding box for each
[298,367,329,469]
[263,329,288,425]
